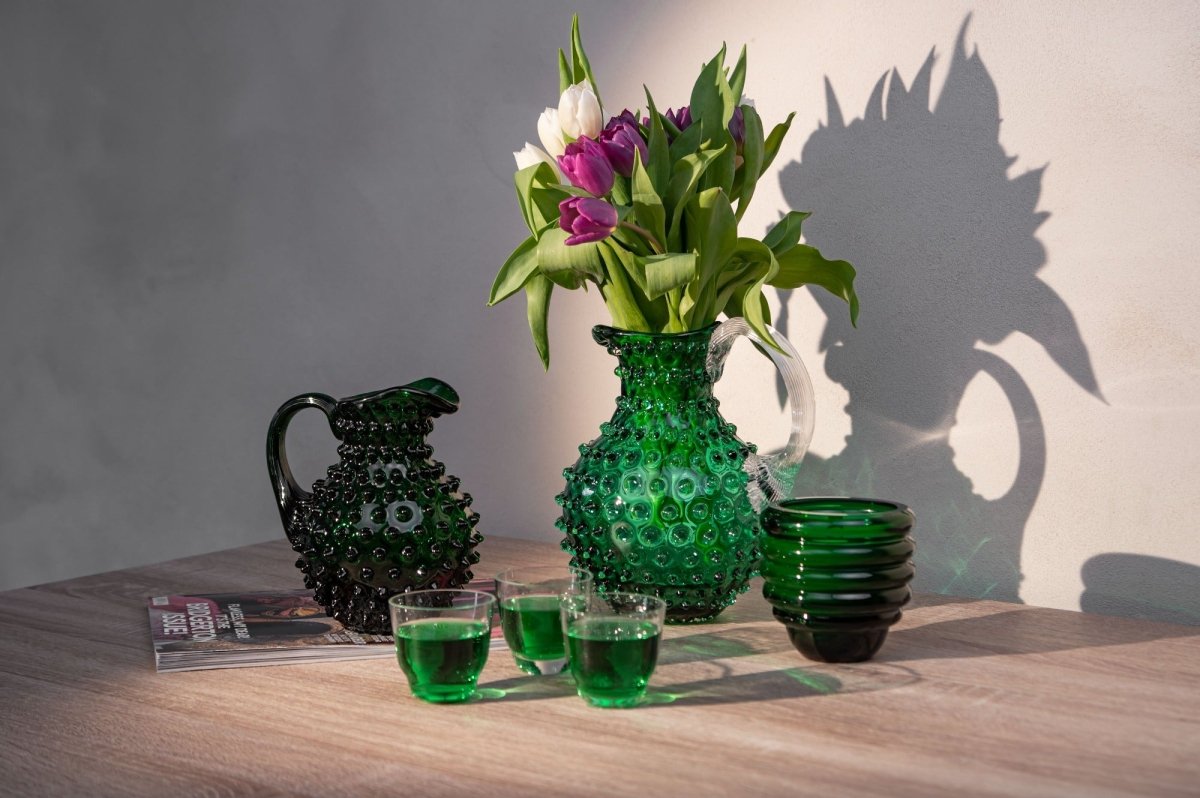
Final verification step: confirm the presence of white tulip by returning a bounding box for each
[513,142,563,180]
[537,107,566,158]
[557,81,603,139]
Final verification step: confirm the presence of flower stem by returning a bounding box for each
[618,221,664,254]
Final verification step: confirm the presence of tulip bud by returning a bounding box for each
[665,106,692,133]
[559,197,618,245]
[598,116,648,178]
[728,106,745,148]
[558,138,614,197]
[615,109,641,128]
[558,81,603,139]
[537,108,566,159]
[513,142,564,181]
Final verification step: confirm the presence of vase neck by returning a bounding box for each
[594,325,716,403]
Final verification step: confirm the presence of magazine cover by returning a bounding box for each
[148,581,503,673]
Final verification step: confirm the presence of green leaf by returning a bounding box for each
[525,274,553,369]
[643,87,670,194]
[530,185,567,228]
[536,227,606,289]
[668,118,703,162]
[631,155,666,249]
[712,237,775,330]
[558,49,572,94]
[685,187,737,289]
[734,104,765,221]
[609,219,652,257]
[489,235,539,306]
[514,162,560,236]
[772,243,860,325]
[761,111,796,173]
[700,131,736,194]
[600,242,667,328]
[598,244,646,330]
[742,283,779,350]
[762,210,812,256]
[571,15,601,108]
[712,265,751,322]
[549,183,593,198]
[665,286,685,332]
[610,174,631,207]
[729,45,747,102]
[664,144,727,250]
[739,251,783,351]
[642,252,697,299]
[657,110,683,140]
[689,44,735,143]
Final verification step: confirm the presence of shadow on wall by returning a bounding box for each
[1081,554,1200,626]
[775,16,1102,603]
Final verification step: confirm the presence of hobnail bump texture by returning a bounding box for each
[761,498,915,662]
[267,380,482,633]
[557,325,766,623]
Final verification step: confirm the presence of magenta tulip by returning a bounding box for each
[558,138,615,197]
[728,106,745,147]
[665,106,692,132]
[559,197,618,245]
[599,115,649,177]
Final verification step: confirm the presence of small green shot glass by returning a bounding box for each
[560,592,666,708]
[496,565,593,675]
[388,589,496,703]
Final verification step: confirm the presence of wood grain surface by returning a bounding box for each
[1,536,1197,797]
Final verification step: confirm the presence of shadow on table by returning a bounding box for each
[478,658,923,707]
[881,605,1200,662]
[475,672,579,702]
[648,661,921,707]
[656,625,792,666]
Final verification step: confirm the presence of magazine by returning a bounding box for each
[148,580,504,673]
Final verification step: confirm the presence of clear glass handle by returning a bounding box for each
[706,318,816,511]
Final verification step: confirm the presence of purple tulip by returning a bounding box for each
[728,106,745,148]
[614,109,641,128]
[559,197,618,245]
[599,117,649,177]
[665,106,692,132]
[558,138,614,197]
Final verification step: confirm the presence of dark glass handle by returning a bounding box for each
[266,392,337,523]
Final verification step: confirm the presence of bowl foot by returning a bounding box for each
[786,627,889,663]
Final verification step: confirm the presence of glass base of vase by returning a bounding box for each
[665,605,725,624]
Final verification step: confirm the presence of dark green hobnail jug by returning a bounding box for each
[556,319,816,623]
[267,378,483,633]
[762,497,915,662]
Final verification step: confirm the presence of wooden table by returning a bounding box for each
[2,537,1197,797]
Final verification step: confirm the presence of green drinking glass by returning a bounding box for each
[496,566,593,675]
[560,592,666,708]
[388,589,496,703]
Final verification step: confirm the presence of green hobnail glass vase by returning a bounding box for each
[762,497,915,662]
[556,319,816,623]
[267,378,483,634]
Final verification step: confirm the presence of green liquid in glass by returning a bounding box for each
[394,618,490,703]
[500,594,567,674]
[566,618,661,707]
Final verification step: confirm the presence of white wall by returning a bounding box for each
[2,1,1197,623]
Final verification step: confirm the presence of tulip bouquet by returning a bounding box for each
[489,17,858,367]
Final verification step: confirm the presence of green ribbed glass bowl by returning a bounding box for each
[761,498,915,662]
